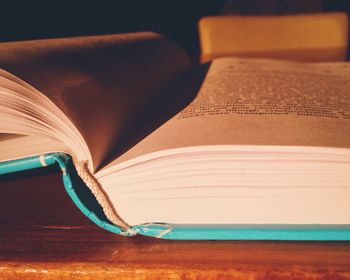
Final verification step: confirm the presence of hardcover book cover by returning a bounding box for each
[1,153,350,241]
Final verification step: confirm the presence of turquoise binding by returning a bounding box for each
[0,153,131,235]
[2,153,350,240]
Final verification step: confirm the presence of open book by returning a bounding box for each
[1,32,350,240]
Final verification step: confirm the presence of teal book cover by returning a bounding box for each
[1,153,350,241]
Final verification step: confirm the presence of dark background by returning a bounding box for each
[1,0,350,55]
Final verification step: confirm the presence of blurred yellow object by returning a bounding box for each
[199,13,348,62]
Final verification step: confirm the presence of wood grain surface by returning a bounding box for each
[0,224,350,279]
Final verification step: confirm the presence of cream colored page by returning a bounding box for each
[0,134,68,162]
[0,33,192,170]
[106,57,350,166]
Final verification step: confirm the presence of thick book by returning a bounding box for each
[1,32,350,240]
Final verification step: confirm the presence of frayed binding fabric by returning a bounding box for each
[73,160,130,230]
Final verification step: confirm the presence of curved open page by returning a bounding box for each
[0,32,192,171]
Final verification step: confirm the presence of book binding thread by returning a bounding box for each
[73,160,130,230]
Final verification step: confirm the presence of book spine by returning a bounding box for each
[73,160,130,230]
[49,154,138,236]
[0,153,136,237]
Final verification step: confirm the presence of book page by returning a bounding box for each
[110,57,350,166]
[0,134,68,162]
[0,33,192,170]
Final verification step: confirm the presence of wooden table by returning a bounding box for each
[1,168,350,279]
[1,224,350,279]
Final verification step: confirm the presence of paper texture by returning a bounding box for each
[112,57,350,165]
[0,33,192,170]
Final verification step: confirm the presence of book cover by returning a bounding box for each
[2,153,350,240]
